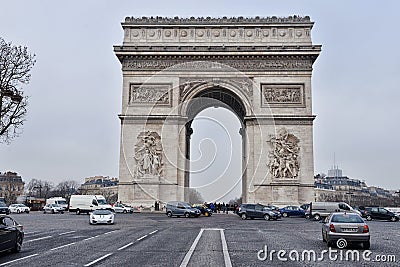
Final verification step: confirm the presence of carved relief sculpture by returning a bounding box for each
[261,84,305,107]
[129,84,171,105]
[267,128,300,179]
[134,131,163,178]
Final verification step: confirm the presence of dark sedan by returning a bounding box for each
[192,204,212,217]
[0,203,10,215]
[0,215,24,253]
[279,206,305,217]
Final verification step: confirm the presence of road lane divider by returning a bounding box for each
[50,242,76,251]
[137,234,148,241]
[24,235,52,243]
[179,229,204,267]
[148,230,158,235]
[117,242,134,251]
[84,253,113,267]
[179,228,232,267]
[58,231,76,236]
[220,229,232,267]
[0,254,39,266]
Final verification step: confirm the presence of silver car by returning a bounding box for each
[112,203,133,213]
[43,204,64,214]
[322,212,370,249]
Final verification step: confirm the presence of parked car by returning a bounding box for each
[0,202,10,215]
[89,209,115,225]
[0,215,24,253]
[166,201,200,218]
[364,207,399,222]
[279,206,305,217]
[192,204,213,217]
[307,202,361,221]
[112,203,133,213]
[300,203,310,211]
[8,204,30,214]
[237,204,281,220]
[43,204,64,214]
[322,212,370,249]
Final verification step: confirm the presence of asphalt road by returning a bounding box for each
[0,211,399,266]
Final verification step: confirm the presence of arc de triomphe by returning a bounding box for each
[114,16,321,207]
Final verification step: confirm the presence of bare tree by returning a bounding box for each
[188,188,204,204]
[0,37,36,144]
[26,179,53,198]
[55,180,79,199]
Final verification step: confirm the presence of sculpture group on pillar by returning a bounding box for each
[268,128,300,179]
[134,131,163,178]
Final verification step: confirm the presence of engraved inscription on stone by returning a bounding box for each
[267,128,300,179]
[261,84,304,107]
[134,131,163,178]
[129,83,171,105]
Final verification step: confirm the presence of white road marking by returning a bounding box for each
[83,235,100,241]
[179,229,204,267]
[137,234,148,241]
[58,230,76,236]
[220,229,232,267]
[180,228,232,267]
[0,254,39,266]
[50,242,76,251]
[117,242,134,251]
[104,230,118,235]
[148,230,158,235]
[24,235,52,243]
[84,253,113,267]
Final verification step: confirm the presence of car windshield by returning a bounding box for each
[331,214,364,223]
[52,204,61,207]
[93,209,112,215]
[57,200,67,205]
[97,199,108,205]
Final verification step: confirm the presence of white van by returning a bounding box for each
[307,202,361,220]
[69,195,112,215]
[46,197,68,210]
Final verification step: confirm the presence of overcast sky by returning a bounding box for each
[1,0,399,201]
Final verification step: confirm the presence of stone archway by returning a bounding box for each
[114,16,321,208]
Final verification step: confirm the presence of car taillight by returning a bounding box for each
[329,224,336,232]
[363,225,369,233]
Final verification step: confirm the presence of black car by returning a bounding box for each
[0,202,10,215]
[364,207,399,222]
[192,204,212,217]
[0,215,24,253]
[237,204,281,220]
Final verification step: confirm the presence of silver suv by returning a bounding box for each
[166,201,200,218]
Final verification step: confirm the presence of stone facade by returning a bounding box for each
[114,16,321,207]
[0,171,25,204]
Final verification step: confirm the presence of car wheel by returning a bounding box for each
[314,214,321,221]
[282,212,288,217]
[61,211,64,214]
[184,212,190,218]
[6,211,10,215]
[390,216,397,222]
[17,210,21,214]
[13,233,23,253]
[52,209,55,214]
[264,214,270,221]
[241,213,247,220]
[26,211,30,214]
[167,211,172,217]
[76,209,81,215]
[366,215,372,221]
[123,210,127,214]
[43,210,46,214]
[363,241,370,249]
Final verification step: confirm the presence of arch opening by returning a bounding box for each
[185,87,246,203]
